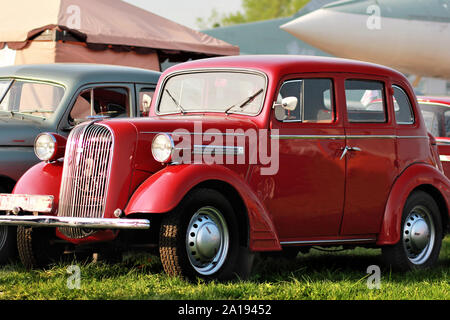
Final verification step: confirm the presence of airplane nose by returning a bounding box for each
[280,7,450,79]
[280,8,373,59]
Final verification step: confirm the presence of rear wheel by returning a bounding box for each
[382,190,443,271]
[17,227,64,269]
[159,188,253,280]
[0,185,17,264]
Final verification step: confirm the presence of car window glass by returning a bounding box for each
[445,111,450,137]
[345,80,386,123]
[421,110,440,137]
[139,88,155,117]
[69,87,129,125]
[393,86,414,124]
[276,78,333,123]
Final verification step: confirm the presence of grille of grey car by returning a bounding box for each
[57,123,114,239]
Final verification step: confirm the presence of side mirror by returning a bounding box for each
[142,94,152,114]
[281,96,298,111]
[273,96,298,121]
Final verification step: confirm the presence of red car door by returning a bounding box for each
[262,76,346,241]
[340,77,398,235]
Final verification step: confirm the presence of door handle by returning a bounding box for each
[340,146,362,160]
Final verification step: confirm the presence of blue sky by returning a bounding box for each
[123,0,243,30]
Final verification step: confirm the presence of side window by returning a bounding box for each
[445,111,450,137]
[69,87,129,125]
[138,88,155,116]
[345,80,386,123]
[420,107,440,137]
[276,78,333,123]
[393,86,414,124]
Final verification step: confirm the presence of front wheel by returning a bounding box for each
[17,227,64,269]
[159,188,253,280]
[382,190,443,271]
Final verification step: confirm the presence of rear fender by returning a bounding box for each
[377,163,450,245]
[125,164,281,251]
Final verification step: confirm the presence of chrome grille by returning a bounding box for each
[58,123,114,238]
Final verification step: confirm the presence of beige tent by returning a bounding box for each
[0,0,239,71]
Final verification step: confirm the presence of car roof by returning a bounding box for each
[0,63,161,86]
[164,55,405,80]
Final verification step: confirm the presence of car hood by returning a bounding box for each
[101,115,261,173]
[0,117,42,146]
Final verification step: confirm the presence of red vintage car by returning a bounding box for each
[417,96,450,177]
[0,55,448,280]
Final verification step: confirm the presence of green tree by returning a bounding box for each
[198,0,310,29]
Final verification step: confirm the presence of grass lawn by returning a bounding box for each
[0,237,448,300]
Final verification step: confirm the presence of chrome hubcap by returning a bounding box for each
[403,206,435,265]
[186,206,229,276]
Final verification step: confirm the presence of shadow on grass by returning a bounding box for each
[250,246,449,284]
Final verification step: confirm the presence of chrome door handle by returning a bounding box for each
[340,146,362,160]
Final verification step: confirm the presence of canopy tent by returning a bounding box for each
[0,0,239,71]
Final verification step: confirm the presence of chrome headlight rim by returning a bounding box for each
[34,133,57,162]
[151,133,175,163]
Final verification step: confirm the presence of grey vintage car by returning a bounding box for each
[0,63,160,262]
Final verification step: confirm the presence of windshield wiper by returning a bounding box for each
[225,88,264,114]
[165,89,186,114]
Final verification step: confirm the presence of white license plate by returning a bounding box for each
[0,194,53,213]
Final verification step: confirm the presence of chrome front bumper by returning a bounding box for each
[0,215,150,230]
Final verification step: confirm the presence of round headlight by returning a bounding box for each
[152,133,174,163]
[34,133,66,162]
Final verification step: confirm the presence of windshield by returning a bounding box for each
[158,71,266,115]
[0,80,11,99]
[0,79,65,119]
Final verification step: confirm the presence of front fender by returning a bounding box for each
[13,160,64,215]
[377,163,450,245]
[125,164,281,251]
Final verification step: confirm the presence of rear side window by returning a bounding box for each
[345,80,386,123]
[393,86,414,124]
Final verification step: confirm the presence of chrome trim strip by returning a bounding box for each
[397,136,429,139]
[0,216,150,230]
[271,134,429,140]
[280,238,376,245]
[436,138,450,145]
[141,131,246,136]
[271,135,345,140]
[192,145,244,155]
[439,155,450,162]
[346,135,396,139]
